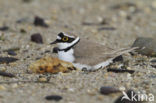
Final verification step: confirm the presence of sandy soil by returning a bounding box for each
[0,0,156,103]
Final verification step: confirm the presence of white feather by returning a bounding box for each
[92,59,113,70]
[73,59,113,71]
[63,32,75,38]
[73,63,92,70]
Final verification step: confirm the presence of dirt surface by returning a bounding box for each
[0,0,156,103]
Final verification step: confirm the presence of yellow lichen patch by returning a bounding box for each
[29,57,76,74]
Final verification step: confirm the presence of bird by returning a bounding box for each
[50,32,136,71]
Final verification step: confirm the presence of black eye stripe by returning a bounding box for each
[57,32,75,43]
[68,38,75,43]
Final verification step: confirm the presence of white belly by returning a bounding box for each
[58,49,75,62]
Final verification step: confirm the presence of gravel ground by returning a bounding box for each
[0,0,156,103]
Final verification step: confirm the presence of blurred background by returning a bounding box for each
[0,0,156,103]
[0,0,156,49]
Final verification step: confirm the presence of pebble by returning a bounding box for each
[45,95,63,101]
[87,89,96,96]
[7,50,17,56]
[20,29,27,33]
[98,27,116,31]
[150,59,156,63]
[16,17,31,23]
[38,77,48,82]
[119,86,126,91]
[68,88,75,93]
[111,2,138,13]
[31,33,43,44]
[127,73,132,80]
[0,57,18,64]
[0,67,6,72]
[150,59,156,68]
[34,16,49,28]
[0,85,6,90]
[100,86,120,95]
[119,10,127,18]
[132,37,156,56]
[11,83,18,88]
[0,26,9,31]
[0,71,16,77]
[151,64,156,68]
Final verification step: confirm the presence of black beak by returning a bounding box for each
[50,40,58,45]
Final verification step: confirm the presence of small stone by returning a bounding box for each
[0,57,18,64]
[100,86,120,95]
[0,85,6,90]
[0,71,16,77]
[20,29,27,33]
[45,95,62,101]
[7,51,17,56]
[38,77,48,82]
[132,37,156,56]
[87,89,96,96]
[127,73,132,80]
[119,10,127,17]
[68,88,75,93]
[111,2,138,13]
[127,67,132,70]
[0,67,6,72]
[34,16,49,28]
[11,84,18,88]
[0,26,9,31]
[126,15,132,20]
[150,59,156,63]
[44,50,51,53]
[151,64,156,68]
[119,86,126,91]
[31,33,43,44]
[16,17,31,23]
[98,27,116,31]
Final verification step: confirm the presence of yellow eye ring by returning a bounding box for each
[62,37,68,41]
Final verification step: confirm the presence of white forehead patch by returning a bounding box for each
[63,33,75,38]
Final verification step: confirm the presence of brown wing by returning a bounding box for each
[74,39,115,66]
[74,39,136,66]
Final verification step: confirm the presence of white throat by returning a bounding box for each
[58,49,75,62]
[57,37,80,63]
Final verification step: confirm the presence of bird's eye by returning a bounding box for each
[62,37,69,41]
